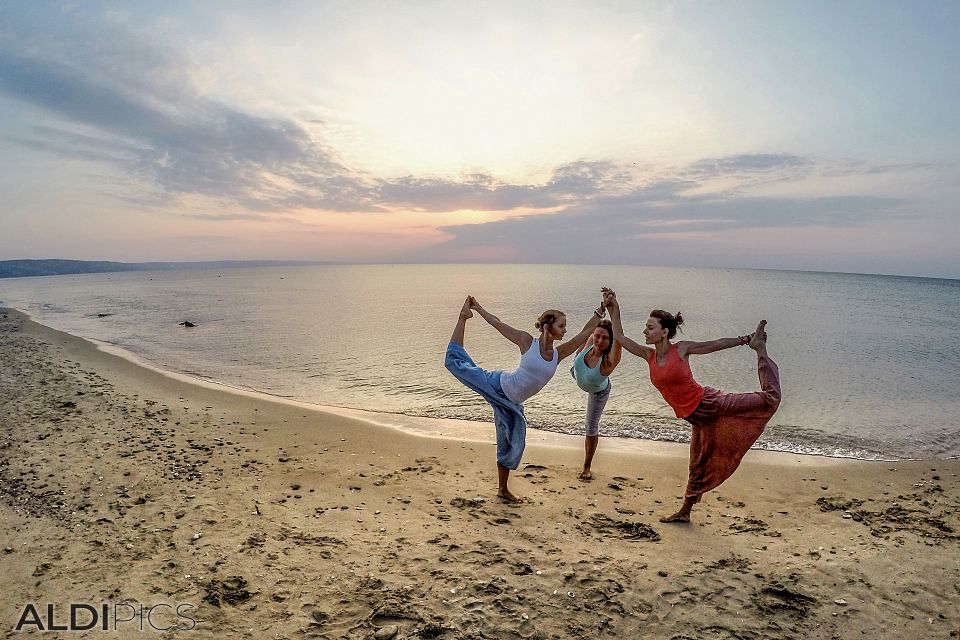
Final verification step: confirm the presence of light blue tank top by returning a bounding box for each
[571,345,610,393]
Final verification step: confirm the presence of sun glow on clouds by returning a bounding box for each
[1,3,958,276]
[202,5,718,181]
[208,207,516,255]
[177,205,555,262]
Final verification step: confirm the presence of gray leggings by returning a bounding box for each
[584,381,611,437]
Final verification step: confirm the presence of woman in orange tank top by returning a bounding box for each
[602,288,781,523]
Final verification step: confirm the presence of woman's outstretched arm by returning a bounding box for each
[556,304,605,361]
[603,289,652,359]
[470,297,533,352]
[575,333,595,357]
[677,334,751,358]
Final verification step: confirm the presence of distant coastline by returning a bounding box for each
[0,259,330,279]
[2,259,956,282]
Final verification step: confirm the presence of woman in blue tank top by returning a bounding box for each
[571,319,622,480]
[445,295,606,503]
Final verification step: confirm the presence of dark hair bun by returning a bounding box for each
[649,309,685,339]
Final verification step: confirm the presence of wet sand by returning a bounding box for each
[1,308,957,639]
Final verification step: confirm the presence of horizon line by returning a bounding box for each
[0,258,956,283]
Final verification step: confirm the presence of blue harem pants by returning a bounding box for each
[444,342,527,470]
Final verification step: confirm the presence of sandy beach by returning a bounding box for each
[1,307,957,639]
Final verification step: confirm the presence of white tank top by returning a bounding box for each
[500,339,559,403]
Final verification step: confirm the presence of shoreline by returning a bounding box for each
[4,306,921,464]
[1,307,957,638]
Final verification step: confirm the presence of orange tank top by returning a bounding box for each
[647,344,705,419]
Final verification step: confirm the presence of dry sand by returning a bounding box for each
[1,308,957,639]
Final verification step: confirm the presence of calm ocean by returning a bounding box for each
[2,264,958,460]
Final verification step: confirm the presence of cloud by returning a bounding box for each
[430,183,906,263]
[165,234,235,243]
[0,19,930,226]
[7,127,141,166]
[0,15,657,216]
[545,160,631,196]
[0,35,630,215]
[1,26,629,216]
[676,153,819,197]
[683,153,813,177]
[823,160,938,177]
[0,29,374,210]
[371,161,627,212]
[374,175,541,212]
[177,212,285,222]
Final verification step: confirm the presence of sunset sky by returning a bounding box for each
[1,1,958,277]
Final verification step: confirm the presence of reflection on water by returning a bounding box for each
[2,264,958,460]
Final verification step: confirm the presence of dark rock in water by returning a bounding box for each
[179,321,196,327]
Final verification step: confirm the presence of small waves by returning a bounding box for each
[4,264,959,461]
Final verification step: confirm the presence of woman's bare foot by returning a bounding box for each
[497,490,524,504]
[660,496,695,522]
[460,297,474,319]
[659,511,691,523]
[578,469,593,481]
[451,297,474,344]
[749,320,767,356]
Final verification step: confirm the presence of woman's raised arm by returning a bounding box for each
[556,303,604,361]
[603,289,652,359]
[677,334,752,358]
[469,296,533,352]
[606,339,623,369]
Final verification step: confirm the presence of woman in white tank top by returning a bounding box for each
[446,294,607,503]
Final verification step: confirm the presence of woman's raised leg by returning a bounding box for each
[662,321,780,523]
[749,320,781,411]
[450,296,473,345]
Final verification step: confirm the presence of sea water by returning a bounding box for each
[3,264,958,460]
